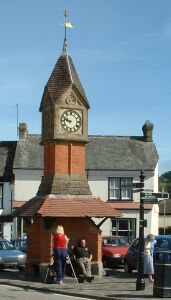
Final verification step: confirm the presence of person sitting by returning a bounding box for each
[73,239,94,282]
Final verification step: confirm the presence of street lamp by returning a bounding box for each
[136,170,145,291]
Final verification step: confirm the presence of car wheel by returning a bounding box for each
[124,262,132,273]
[102,257,108,268]
[18,266,24,271]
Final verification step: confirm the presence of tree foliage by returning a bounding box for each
[159,171,171,192]
[160,171,171,183]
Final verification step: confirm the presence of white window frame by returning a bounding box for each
[108,177,133,200]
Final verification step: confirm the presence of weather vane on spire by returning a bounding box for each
[63,10,73,54]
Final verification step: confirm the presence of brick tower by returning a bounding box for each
[37,45,91,197]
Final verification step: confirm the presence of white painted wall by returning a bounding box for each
[92,217,111,235]
[88,169,159,237]
[88,170,156,202]
[3,223,12,241]
[93,207,158,238]
[159,215,171,228]
[153,163,159,192]
[14,169,43,201]
[150,204,159,235]
[13,168,158,204]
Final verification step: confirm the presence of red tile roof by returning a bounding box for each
[14,196,121,218]
[108,202,153,210]
[13,201,26,208]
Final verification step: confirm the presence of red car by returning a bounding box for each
[102,236,130,268]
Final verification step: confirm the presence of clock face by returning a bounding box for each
[61,110,81,132]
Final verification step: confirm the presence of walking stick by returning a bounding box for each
[66,256,79,284]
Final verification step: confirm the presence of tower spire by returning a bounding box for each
[63,10,73,55]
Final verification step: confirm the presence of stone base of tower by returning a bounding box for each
[91,261,103,277]
[25,260,41,278]
[25,261,51,281]
[37,173,92,195]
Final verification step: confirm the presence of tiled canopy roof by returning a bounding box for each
[13,201,27,208]
[14,196,121,218]
[109,202,153,210]
[13,200,153,212]
[40,54,90,109]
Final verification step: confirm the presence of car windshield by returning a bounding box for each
[0,240,15,250]
[103,236,129,247]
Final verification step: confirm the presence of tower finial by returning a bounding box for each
[63,10,73,55]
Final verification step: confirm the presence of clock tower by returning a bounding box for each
[15,13,121,278]
[37,34,91,196]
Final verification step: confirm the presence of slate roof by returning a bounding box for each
[40,54,90,110]
[14,196,121,218]
[0,141,17,181]
[13,135,43,169]
[87,136,158,170]
[12,134,158,171]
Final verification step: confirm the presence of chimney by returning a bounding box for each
[142,120,153,142]
[19,123,28,140]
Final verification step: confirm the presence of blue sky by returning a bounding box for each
[0,0,171,175]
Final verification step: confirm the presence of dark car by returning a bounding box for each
[124,235,171,273]
[102,236,130,268]
[10,239,27,253]
[0,239,26,270]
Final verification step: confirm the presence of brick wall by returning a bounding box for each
[44,142,85,176]
[25,216,102,276]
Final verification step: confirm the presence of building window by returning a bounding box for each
[108,177,133,200]
[111,218,136,242]
[0,185,3,209]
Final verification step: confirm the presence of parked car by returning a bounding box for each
[124,235,171,273]
[10,239,27,253]
[102,236,130,268]
[0,239,26,271]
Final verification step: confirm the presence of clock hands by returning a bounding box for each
[65,117,72,123]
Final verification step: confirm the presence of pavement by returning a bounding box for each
[0,268,164,300]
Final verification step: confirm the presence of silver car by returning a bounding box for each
[0,239,26,270]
